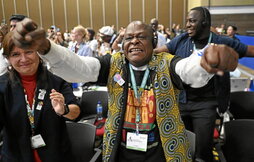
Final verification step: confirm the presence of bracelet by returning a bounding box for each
[62,104,70,116]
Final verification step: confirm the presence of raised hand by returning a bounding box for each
[12,18,50,54]
[201,44,239,75]
[0,24,8,36]
[50,89,65,116]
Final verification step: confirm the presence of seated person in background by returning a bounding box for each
[216,23,226,35]
[53,31,68,47]
[150,18,167,47]
[226,25,240,41]
[97,26,115,56]
[0,31,80,162]
[46,26,56,41]
[86,28,99,57]
[0,24,8,76]
[0,14,27,76]
[9,14,27,31]
[69,25,93,57]
[12,19,239,162]
[69,25,93,87]
[67,29,75,49]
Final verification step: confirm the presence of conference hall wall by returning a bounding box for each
[0,0,187,32]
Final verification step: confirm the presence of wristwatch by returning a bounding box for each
[62,104,70,116]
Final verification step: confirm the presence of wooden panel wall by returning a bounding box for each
[105,0,117,27]
[0,0,186,32]
[66,0,78,30]
[118,0,130,29]
[40,0,53,28]
[144,0,156,25]
[53,0,65,31]
[202,0,254,7]
[131,0,142,22]
[188,0,254,10]
[158,0,170,28]
[27,0,40,24]
[92,0,103,30]
[0,0,3,23]
[79,0,91,28]
[15,0,27,15]
[3,0,15,22]
[172,0,185,29]
[212,14,254,35]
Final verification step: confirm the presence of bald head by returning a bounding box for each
[150,18,158,31]
[150,18,158,24]
[123,21,155,67]
[125,21,154,38]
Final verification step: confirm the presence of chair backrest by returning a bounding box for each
[223,119,254,162]
[186,129,196,160]
[66,121,96,161]
[229,91,254,119]
[79,90,108,118]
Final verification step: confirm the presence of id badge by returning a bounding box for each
[31,134,46,149]
[36,101,43,110]
[113,73,125,86]
[126,132,148,152]
[38,89,46,100]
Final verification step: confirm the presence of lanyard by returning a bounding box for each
[193,32,212,51]
[24,89,45,135]
[129,64,150,134]
[24,91,36,134]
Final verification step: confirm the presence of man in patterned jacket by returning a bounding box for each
[12,19,238,162]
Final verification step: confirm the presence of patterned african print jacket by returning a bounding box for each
[97,52,192,162]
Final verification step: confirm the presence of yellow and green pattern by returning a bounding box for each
[103,52,191,162]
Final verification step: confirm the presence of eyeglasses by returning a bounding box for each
[124,35,149,42]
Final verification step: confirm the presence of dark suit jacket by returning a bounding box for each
[0,69,77,162]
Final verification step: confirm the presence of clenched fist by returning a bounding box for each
[12,18,50,54]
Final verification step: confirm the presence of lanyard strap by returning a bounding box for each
[193,32,212,51]
[24,93,36,132]
[129,64,150,134]
[25,89,45,135]
[129,64,150,100]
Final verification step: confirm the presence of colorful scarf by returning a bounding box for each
[103,52,191,162]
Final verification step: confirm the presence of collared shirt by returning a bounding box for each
[69,42,93,57]
[232,35,240,42]
[165,32,248,103]
[166,32,247,58]
[156,31,167,48]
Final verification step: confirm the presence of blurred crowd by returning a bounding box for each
[36,20,241,60]
[0,11,250,162]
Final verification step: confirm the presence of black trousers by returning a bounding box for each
[180,100,217,162]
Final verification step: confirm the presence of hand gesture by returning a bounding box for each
[118,28,125,37]
[12,18,50,54]
[0,24,8,36]
[201,44,239,75]
[50,89,65,116]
